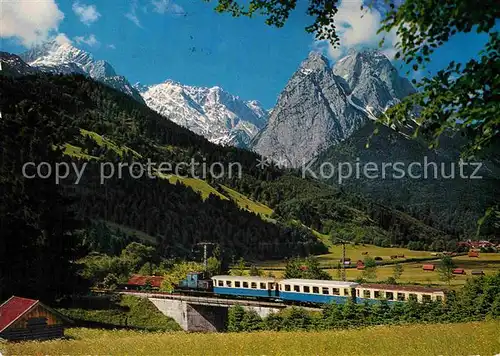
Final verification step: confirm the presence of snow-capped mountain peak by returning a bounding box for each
[27,42,94,69]
[15,41,268,147]
[141,81,268,147]
[332,49,416,115]
[252,49,416,167]
[19,41,144,103]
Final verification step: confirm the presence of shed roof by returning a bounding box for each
[126,275,165,288]
[0,296,39,333]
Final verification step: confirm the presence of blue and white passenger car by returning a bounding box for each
[356,284,445,304]
[278,279,359,304]
[212,275,278,298]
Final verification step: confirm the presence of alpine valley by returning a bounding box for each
[0,39,498,293]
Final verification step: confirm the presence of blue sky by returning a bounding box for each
[0,0,491,108]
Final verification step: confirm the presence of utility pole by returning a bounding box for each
[334,238,347,281]
[203,243,208,271]
[195,242,217,273]
[341,240,346,281]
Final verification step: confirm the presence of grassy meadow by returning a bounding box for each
[220,185,274,217]
[258,244,500,287]
[2,321,499,356]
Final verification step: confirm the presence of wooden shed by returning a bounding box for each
[0,296,71,341]
[422,264,435,271]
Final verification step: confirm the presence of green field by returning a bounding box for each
[220,185,274,217]
[335,253,500,286]
[258,244,433,269]
[80,129,142,158]
[336,252,500,286]
[258,244,500,286]
[2,321,499,355]
[162,175,227,200]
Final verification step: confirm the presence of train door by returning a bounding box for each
[350,287,357,303]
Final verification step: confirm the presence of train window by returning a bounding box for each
[312,287,319,294]
[251,282,257,289]
[226,281,232,287]
[397,293,405,301]
[293,285,300,292]
[356,290,360,297]
[260,283,266,289]
[285,284,291,291]
[332,288,340,295]
[422,294,431,302]
[243,282,249,288]
[374,291,381,299]
[235,281,241,288]
[386,292,394,300]
[363,290,371,298]
[322,287,329,295]
[218,280,224,287]
[436,295,443,302]
[303,286,310,293]
[269,283,274,289]
[408,293,417,301]
[342,289,349,296]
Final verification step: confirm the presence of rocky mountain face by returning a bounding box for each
[251,50,416,167]
[0,52,38,77]
[138,81,268,147]
[332,49,416,116]
[251,52,366,167]
[19,41,144,103]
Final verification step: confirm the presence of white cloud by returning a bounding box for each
[74,34,100,47]
[107,44,116,49]
[72,2,101,26]
[0,0,64,46]
[316,0,399,60]
[151,0,185,15]
[54,33,73,45]
[125,0,142,27]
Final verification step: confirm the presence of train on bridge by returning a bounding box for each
[176,273,446,305]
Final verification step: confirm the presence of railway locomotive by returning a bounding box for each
[177,272,446,304]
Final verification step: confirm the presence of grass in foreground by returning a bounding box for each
[2,321,499,356]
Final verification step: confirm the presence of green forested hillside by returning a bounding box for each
[314,121,500,238]
[0,71,479,300]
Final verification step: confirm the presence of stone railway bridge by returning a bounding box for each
[118,291,319,332]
